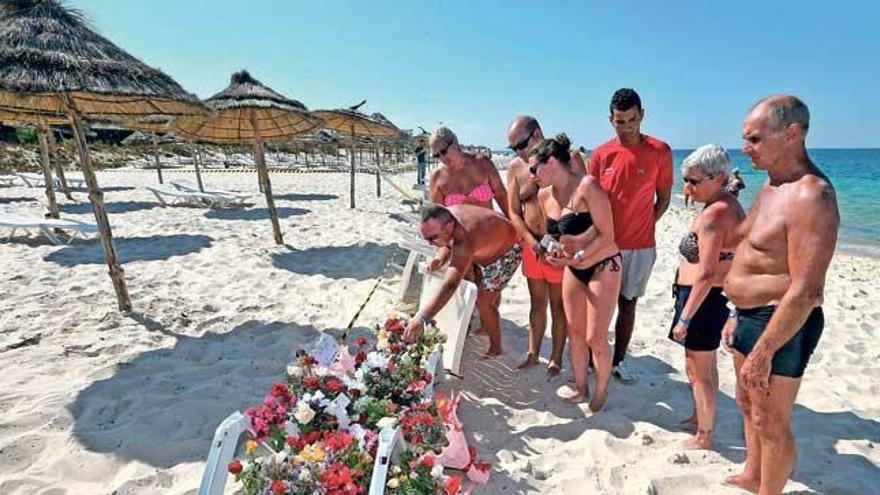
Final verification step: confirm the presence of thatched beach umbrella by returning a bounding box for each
[314,102,399,208]
[174,70,322,245]
[0,0,206,311]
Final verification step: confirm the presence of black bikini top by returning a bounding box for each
[547,212,593,239]
[678,231,735,264]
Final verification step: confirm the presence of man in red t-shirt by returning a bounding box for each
[588,88,673,382]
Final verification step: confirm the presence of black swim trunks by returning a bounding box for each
[732,305,824,378]
[669,284,729,351]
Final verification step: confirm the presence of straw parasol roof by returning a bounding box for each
[173,70,321,143]
[313,106,399,139]
[0,0,204,119]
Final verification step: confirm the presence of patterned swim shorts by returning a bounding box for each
[478,244,522,292]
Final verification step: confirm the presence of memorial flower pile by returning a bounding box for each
[227,313,490,494]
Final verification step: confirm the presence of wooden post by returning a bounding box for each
[191,141,205,192]
[375,145,381,197]
[151,133,163,184]
[250,110,283,245]
[37,125,60,219]
[49,129,72,199]
[65,97,131,312]
[350,123,356,209]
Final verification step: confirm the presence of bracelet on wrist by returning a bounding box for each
[679,317,692,328]
[417,313,432,326]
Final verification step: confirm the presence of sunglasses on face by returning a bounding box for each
[423,233,441,243]
[509,129,536,152]
[529,160,547,175]
[432,145,450,159]
[683,175,713,186]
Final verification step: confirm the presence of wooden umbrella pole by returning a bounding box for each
[37,125,60,219]
[151,133,163,184]
[375,145,381,197]
[190,141,205,192]
[350,123,356,209]
[64,98,131,312]
[250,111,283,245]
[49,129,72,200]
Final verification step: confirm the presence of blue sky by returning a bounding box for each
[75,0,880,149]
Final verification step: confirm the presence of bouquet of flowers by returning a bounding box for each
[227,312,487,494]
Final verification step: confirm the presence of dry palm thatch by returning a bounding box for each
[313,103,399,208]
[174,70,323,245]
[0,0,208,312]
[173,70,321,144]
[0,0,203,118]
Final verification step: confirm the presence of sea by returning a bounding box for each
[672,149,880,258]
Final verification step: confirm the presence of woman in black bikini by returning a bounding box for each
[671,144,745,450]
[530,135,621,412]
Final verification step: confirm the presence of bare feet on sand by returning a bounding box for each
[561,387,589,403]
[546,361,561,377]
[588,388,608,412]
[481,347,502,360]
[516,353,539,370]
[724,472,760,493]
[682,431,713,450]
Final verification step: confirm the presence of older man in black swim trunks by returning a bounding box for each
[722,95,839,495]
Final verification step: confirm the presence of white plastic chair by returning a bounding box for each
[146,185,246,208]
[418,262,478,376]
[0,174,19,187]
[197,411,251,495]
[171,180,254,203]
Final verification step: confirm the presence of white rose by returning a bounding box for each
[431,464,443,478]
[391,465,402,475]
[273,452,287,464]
[293,402,315,424]
[314,365,331,377]
[376,339,390,352]
[287,364,303,377]
[386,478,399,489]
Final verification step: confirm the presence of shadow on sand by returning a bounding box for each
[271,242,395,281]
[0,196,37,204]
[68,320,320,468]
[274,193,339,202]
[59,201,158,215]
[204,207,309,221]
[43,234,213,266]
[451,319,880,493]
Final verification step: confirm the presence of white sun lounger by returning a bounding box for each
[0,210,99,245]
[15,172,85,190]
[171,180,254,202]
[0,174,19,187]
[394,224,438,300]
[146,185,247,208]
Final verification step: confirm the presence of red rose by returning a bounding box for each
[411,433,423,445]
[227,459,243,474]
[270,382,290,399]
[354,351,367,365]
[384,319,404,332]
[271,479,286,494]
[324,378,345,394]
[387,361,397,372]
[303,430,322,444]
[356,336,367,346]
[303,376,320,390]
[444,474,463,495]
[388,403,398,413]
[421,455,435,469]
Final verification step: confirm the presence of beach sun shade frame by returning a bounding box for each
[173,70,323,245]
[0,0,208,312]
[313,104,399,208]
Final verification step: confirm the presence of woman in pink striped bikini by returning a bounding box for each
[426,127,520,357]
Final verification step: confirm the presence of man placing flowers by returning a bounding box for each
[404,203,519,358]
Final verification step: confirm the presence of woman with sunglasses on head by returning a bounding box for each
[530,134,621,412]
[428,126,509,216]
[671,144,745,450]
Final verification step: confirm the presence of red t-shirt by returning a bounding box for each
[588,134,673,249]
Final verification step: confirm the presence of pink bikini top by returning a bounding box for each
[443,181,494,206]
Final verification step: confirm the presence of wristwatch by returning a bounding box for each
[417,313,432,326]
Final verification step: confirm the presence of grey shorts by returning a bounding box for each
[619,248,656,300]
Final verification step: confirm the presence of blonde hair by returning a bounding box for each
[429,126,458,149]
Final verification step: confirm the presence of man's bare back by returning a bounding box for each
[449,204,517,265]
[724,172,838,309]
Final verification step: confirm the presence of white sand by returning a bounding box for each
[0,169,877,494]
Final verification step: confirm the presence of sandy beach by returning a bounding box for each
[0,168,877,494]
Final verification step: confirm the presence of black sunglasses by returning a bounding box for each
[529,159,547,175]
[432,145,450,159]
[423,233,440,243]
[682,175,713,186]
[509,129,536,152]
